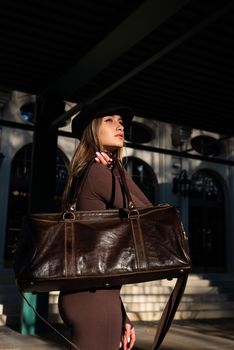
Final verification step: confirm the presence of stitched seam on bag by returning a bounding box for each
[136,216,148,270]
[131,217,147,271]
[66,222,75,276]
[64,223,68,276]
[130,218,140,271]
[72,222,75,276]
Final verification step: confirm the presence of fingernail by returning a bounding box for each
[101,152,109,157]
[96,151,101,156]
[95,157,100,162]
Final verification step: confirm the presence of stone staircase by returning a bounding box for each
[48,273,234,323]
[0,270,21,327]
[1,272,234,326]
[121,273,234,321]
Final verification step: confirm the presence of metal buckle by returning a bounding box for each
[62,211,75,221]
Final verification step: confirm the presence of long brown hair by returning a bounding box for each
[62,117,123,209]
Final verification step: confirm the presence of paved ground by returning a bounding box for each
[0,319,233,349]
[134,319,234,350]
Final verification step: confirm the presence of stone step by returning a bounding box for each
[121,277,234,293]
[127,309,234,321]
[121,293,234,303]
[123,300,234,312]
[119,275,234,321]
[121,284,228,294]
[179,300,234,311]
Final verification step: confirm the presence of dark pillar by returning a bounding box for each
[21,96,65,334]
[30,96,65,212]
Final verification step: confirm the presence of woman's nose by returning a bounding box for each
[116,122,124,130]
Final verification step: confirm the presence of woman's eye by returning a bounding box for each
[104,117,123,125]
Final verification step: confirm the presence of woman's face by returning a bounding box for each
[98,115,124,151]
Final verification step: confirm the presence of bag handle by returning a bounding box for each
[68,157,136,212]
[114,158,136,209]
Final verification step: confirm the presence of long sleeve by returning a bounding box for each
[76,162,152,211]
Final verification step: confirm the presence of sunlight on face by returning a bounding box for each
[98,115,124,152]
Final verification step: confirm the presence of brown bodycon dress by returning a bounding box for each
[58,162,151,350]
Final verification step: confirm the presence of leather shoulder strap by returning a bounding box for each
[152,274,188,349]
[68,158,135,211]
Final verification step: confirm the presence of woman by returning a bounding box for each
[59,100,152,350]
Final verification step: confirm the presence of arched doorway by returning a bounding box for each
[4,144,69,267]
[123,156,157,204]
[188,169,226,272]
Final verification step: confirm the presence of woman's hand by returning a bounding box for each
[119,323,136,350]
[95,151,113,168]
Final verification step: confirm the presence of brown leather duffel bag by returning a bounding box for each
[14,159,191,349]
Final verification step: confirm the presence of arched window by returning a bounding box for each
[4,144,68,267]
[123,156,157,204]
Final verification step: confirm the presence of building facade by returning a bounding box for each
[1,111,234,276]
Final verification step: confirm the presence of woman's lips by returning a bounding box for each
[115,134,124,139]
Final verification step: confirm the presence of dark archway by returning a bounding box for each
[188,169,226,272]
[4,143,69,267]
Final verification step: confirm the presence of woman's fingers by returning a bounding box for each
[129,327,136,349]
[123,324,135,350]
[95,151,113,167]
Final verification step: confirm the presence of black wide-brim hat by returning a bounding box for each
[72,100,134,140]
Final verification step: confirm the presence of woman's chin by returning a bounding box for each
[103,144,122,152]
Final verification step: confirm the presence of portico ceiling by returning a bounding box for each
[1,0,234,135]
